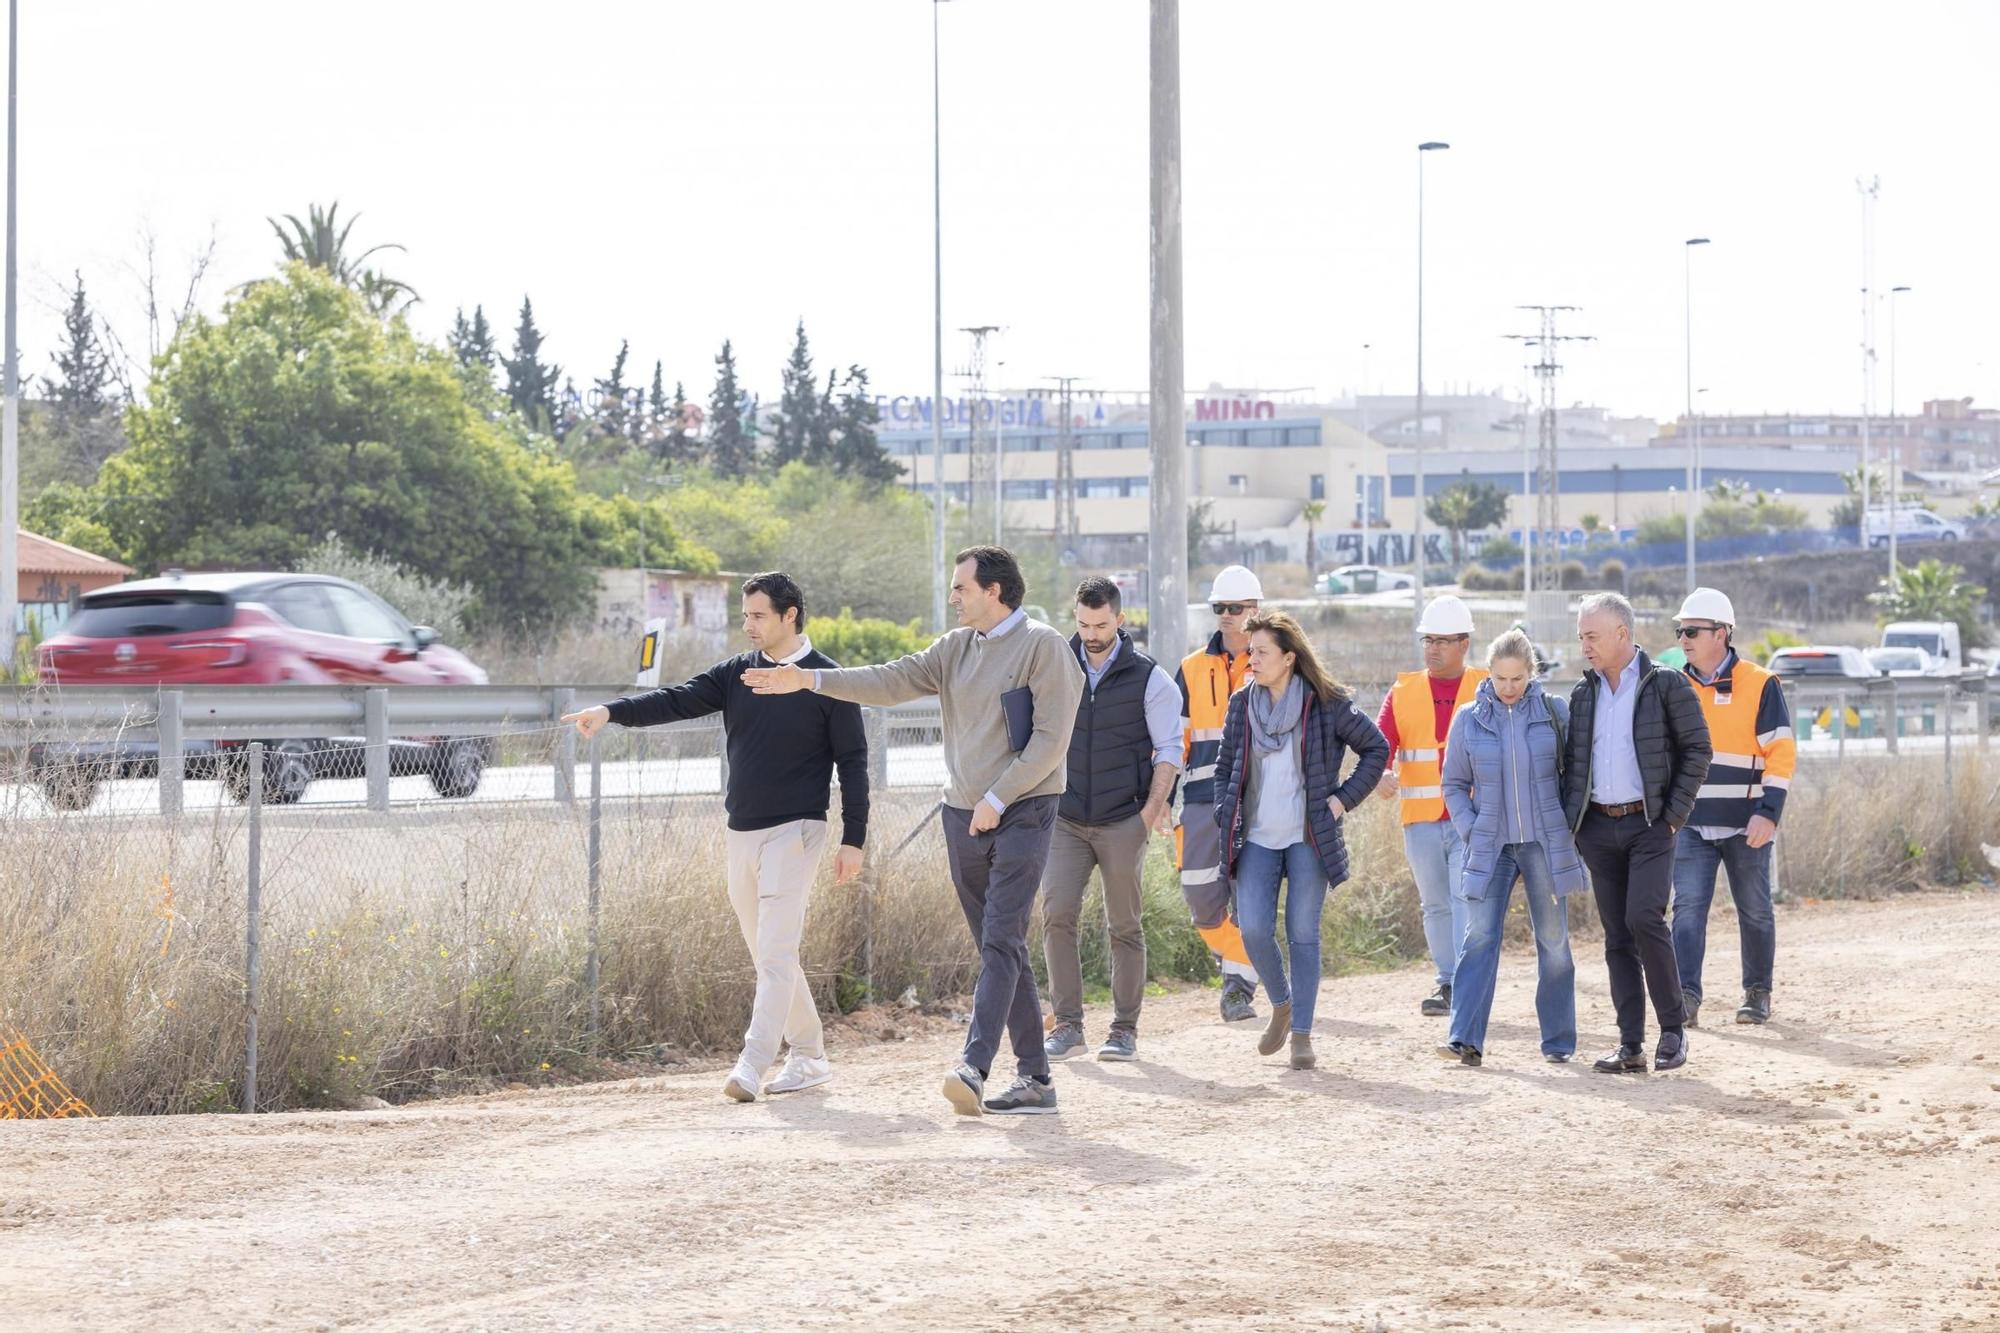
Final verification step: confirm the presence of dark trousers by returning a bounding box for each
[1577,809,1688,1044]
[942,795,1059,1080]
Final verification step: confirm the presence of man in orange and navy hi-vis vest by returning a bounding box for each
[1376,595,1487,1017]
[1175,565,1263,1024]
[1670,587,1794,1027]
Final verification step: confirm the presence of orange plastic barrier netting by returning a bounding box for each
[0,1033,96,1120]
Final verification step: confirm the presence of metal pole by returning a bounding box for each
[1412,150,1427,638]
[1857,178,1877,551]
[158,689,183,817]
[993,382,1004,546]
[1889,285,1908,580]
[1148,0,1188,665]
[244,742,264,1114]
[586,732,602,1044]
[0,0,18,666]
[363,686,390,812]
[930,0,949,633]
[1683,238,1709,594]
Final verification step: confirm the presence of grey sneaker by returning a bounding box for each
[1044,1024,1088,1061]
[1096,1027,1138,1062]
[983,1075,1059,1115]
[942,1063,986,1116]
[1421,983,1452,1017]
[1219,985,1258,1024]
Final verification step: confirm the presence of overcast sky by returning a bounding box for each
[14,1,1998,425]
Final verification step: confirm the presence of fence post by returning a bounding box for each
[1943,682,1955,874]
[586,733,603,1045]
[157,689,184,818]
[552,687,577,805]
[865,707,889,791]
[1974,675,1991,753]
[1880,679,1898,756]
[244,742,264,1114]
[364,687,391,812]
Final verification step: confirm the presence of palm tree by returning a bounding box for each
[1300,498,1326,580]
[1871,558,1985,641]
[268,202,418,315]
[1425,479,1509,571]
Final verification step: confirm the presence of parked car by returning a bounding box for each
[1318,564,1415,596]
[1864,507,1964,548]
[31,572,492,809]
[1864,645,1938,678]
[1764,645,1875,680]
[1880,620,1964,673]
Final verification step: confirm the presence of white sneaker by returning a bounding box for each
[722,1062,761,1102]
[766,1053,833,1094]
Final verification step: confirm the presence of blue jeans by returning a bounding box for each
[1448,841,1576,1058]
[1404,819,1468,988]
[1232,841,1330,1033]
[1671,829,1776,1002]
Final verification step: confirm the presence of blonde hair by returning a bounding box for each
[1243,611,1351,704]
[1487,628,1536,670]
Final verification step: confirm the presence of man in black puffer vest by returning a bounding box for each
[1562,592,1712,1076]
[1039,577,1183,1064]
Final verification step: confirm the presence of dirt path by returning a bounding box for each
[5,892,1999,1331]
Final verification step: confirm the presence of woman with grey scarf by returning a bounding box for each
[1212,612,1389,1069]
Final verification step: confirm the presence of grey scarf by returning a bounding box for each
[1246,674,1307,754]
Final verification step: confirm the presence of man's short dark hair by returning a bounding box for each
[1074,576,1120,613]
[741,571,806,630]
[954,545,1025,610]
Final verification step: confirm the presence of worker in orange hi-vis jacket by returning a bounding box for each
[1376,595,1487,1019]
[1669,587,1795,1028]
[1174,565,1263,1025]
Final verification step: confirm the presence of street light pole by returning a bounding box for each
[929,0,949,632]
[1412,141,1448,641]
[1148,0,1188,664]
[1888,284,1910,580]
[1683,237,1709,595]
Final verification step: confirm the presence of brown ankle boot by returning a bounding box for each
[1290,1032,1316,1070]
[1258,1000,1292,1056]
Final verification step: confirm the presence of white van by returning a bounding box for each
[1880,621,1963,673]
[1864,507,1965,547]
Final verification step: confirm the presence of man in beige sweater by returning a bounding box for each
[746,546,1083,1117]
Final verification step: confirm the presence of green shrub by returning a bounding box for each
[811,608,932,665]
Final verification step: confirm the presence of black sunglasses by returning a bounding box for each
[1676,625,1722,639]
[1211,602,1253,616]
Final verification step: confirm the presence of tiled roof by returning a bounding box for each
[16,528,134,578]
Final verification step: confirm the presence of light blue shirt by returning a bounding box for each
[1078,638,1184,768]
[1590,659,1646,805]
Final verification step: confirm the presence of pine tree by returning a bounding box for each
[593,340,633,441]
[664,380,697,465]
[829,365,899,485]
[770,320,820,468]
[449,304,497,372]
[706,339,754,476]
[810,369,838,467]
[644,360,670,458]
[501,296,561,432]
[43,271,113,417]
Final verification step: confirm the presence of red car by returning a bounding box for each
[33,572,493,808]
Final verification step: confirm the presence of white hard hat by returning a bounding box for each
[1675,587,1736,625]
[1416,594,1475,636]
[1208,565,1264,603]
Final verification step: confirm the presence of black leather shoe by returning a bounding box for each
[1592,1043,1647,1073]
[1654,1028,1689,1071]
[1435,1041,1481,1067]
[1735,987,1771,1025]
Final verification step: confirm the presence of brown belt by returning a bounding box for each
[1591,800,1646,819]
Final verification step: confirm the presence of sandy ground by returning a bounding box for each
[4,891,1999,1332]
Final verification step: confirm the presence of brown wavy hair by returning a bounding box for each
[1244,610,1351,704]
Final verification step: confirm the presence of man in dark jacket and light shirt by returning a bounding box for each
[565,572,867,1104]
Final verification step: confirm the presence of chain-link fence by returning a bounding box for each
[4,676,1996,1116]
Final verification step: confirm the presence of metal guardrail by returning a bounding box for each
[3,671,1987,816]
[0,684,949,815]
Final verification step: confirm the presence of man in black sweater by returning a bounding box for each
[564,572,867,1103]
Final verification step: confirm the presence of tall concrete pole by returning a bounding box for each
[1,0,18,665]
[929,0,949,632]
[1411,142,1448,645]
[1147,0,1187,663]
[1683,237,1709,595]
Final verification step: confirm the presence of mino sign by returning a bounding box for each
[1193,398,1278,422]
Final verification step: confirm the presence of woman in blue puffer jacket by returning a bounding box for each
[1436,628,1584,1067]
